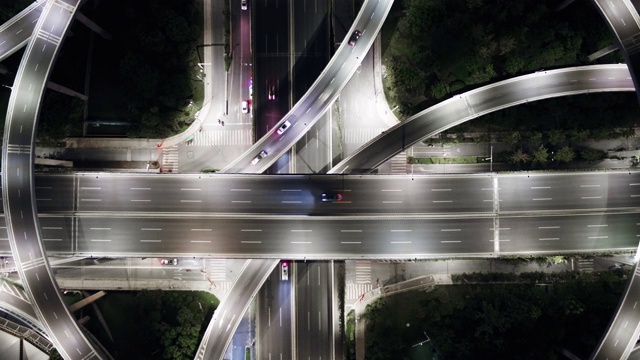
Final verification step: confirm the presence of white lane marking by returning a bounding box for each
[180,200,202,203]
[441,240,461,243]
[539,226,560,229]
[180,188,201,191]
[90,227,111,230]
[35,273,39,281]
[390,229,411,232]
[282,201,301,204]
[580,184,600,187]
[530,186,550,189]
[330,78,335,84]
[232,200,252,203]
[341,241,361,244]
[489,227,511,230]
[43,238,62,241]
[81,187,101,190]
[433,200,453,203]
[292,241,312,244]
[381,189,401,192]
[341,230,362,232]
[191,228,212,231]
[130,187,150,190]
[587,224,608,227]
[581,196,601,199]
[281,189,302,192]
[291,230,312,232]
[241,229,262,232]
[141,228,162,231]
[81,199,101,202]
[630,195,640,198]
[532,198,552,201]
[539,238,560,241]
[441,229,461,232]
[191,240,211,243]
[131,199,151,202]
[140,240,161,243]
[391,241,411,244]
[90,239,111,242]
[241,241,262,244]
[588,236,609,239]
[231,188,251,191]
[630,183,640,186]
[431,189,451,192]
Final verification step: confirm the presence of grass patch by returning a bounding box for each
[345,310,356,360]
[409,156,485,164]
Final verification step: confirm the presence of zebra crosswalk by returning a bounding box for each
[343,128,386,144]
[346,283,373,301]
[189,129,253,146]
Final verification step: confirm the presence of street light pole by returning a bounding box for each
[485,145,493,172]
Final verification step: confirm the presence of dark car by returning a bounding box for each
[348,30,362,46]
[321,192,343,202]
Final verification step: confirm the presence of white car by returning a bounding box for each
[161,258,178,265]
[241,0,247,10]
[281,262,289,281]
[277,120,291,135]
[251,150,268,165]
[241,100,248,113]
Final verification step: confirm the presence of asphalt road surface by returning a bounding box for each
[256,261,293,360]
[1,0,103,358]
[221,0,393,173]
[295,261,332,359]
[329,64,635,174]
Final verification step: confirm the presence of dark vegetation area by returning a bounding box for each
[86,291,218,360]
[384,0,619,116]
[0,0,203,141]
[87,0,203,138]
[363,270,628,360]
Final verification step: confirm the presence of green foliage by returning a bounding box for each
[383,0,614,113]
[38,92,84,142]
[548,129,566,146]
[509,148,530,165]
[533,145,549,166]
[133,291,217,359]
[554,146,575,163]
[91,0,203,138]
[503,131,521,147]
[580,147,607,162]
[366,271,627,359]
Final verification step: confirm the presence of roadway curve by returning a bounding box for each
[592,245,640,360]
[329,64,634,174]
[1,0,104,359]
[591,0,640,102]
[0,1,44,62]
[194,259,278,360]
[221,0,394,173]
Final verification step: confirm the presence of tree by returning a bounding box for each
[509,149,531,166]
[530,131,543,148]
[580,147,607,162]
[569,129,589,144]
[554,146,575,163]
[504,131,521,147]
[533,145,549,166]
[548,129,566,146]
